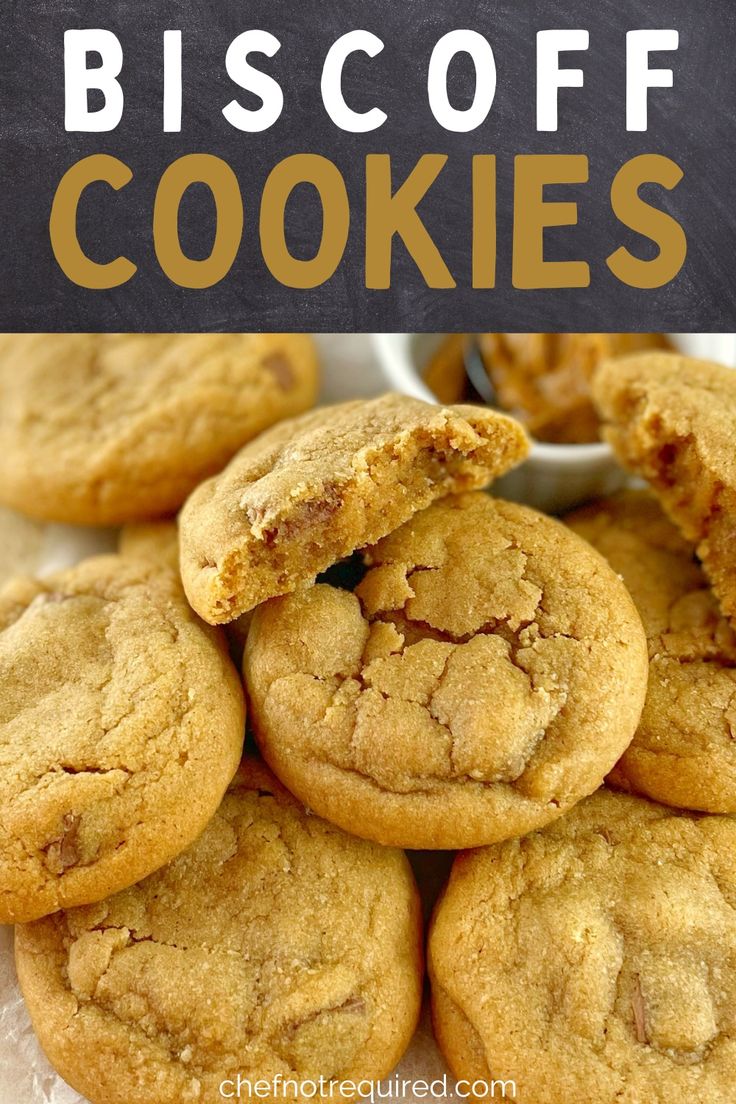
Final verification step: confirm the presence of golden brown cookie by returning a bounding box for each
[179,393,529,624]
[244,494,648,849]
[15,758,422,1104]
[118,520,181,572]
[118,521,253,661]
[0,504,45,586]
[594,352,736,627]
[0,333,319,524]
[429,789,736,1104]
[566,490,736,812]
[0,555,244,923]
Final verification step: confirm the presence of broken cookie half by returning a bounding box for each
[179,392,529,624]
[593,351,736,631]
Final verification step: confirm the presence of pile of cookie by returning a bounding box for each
[1,335,735,1104]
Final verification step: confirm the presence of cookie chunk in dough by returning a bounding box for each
[429,789,736,1104]
[244,493,648,849]
[567,490,736,813]
[0,333,319,524]
[180,393,529,624]
[16,758,422,1104]
[594,352,736,628]
[0,555,244,923]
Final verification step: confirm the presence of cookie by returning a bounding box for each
[179,393,530,624]
[244,493,648,849]
[0,504,45,586]
[429,789,736,1104]
[0,333,319,525]
[567,490,736,812]
[118,521,180,573]
[15,758,422,1104]
[118,521,253,662]
[593,352,736,627]
[0,555,244,923]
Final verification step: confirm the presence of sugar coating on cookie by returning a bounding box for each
[567,490,736,813]
[593,352,736,628]
[244,493,648,849]
[179,393,530,624]
[15,759,423,1104]
[0,555,244,923]
[0,333,319,524]
[429,789,736,1104]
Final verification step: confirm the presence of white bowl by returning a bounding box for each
[371,332,736,514]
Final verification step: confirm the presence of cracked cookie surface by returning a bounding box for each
[0,555,244,923]
[179,393,529,624]
[244,494,648,849]
[15,758,423,1104]
[593,352,736,629]
[567,490,736,813]
[429,789,736,1104]
[0,333,318,524]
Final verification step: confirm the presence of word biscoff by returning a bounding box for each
[63,28,678,135]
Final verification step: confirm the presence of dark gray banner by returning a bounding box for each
[1,0,735,330]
